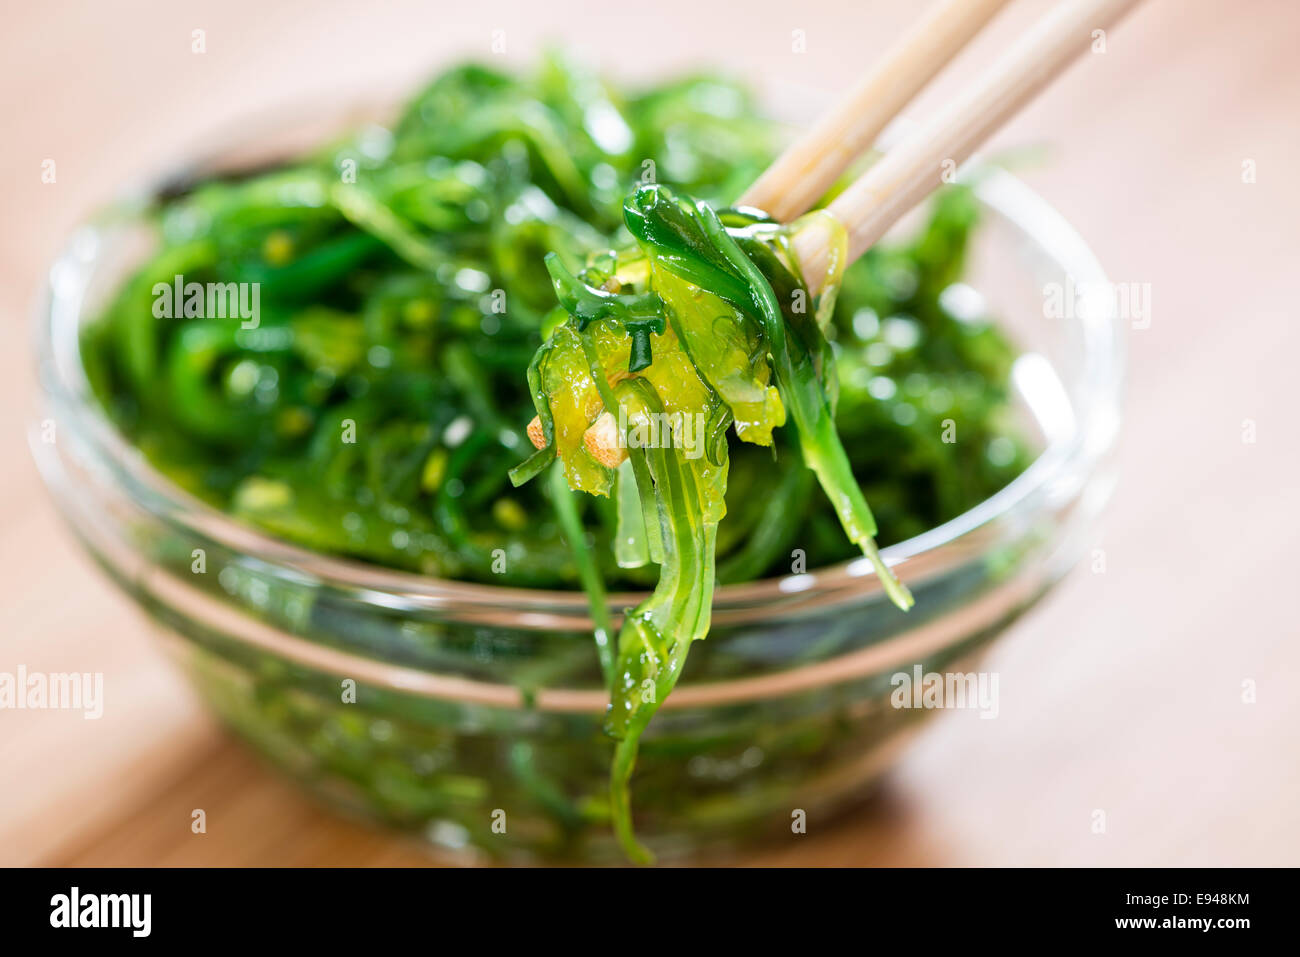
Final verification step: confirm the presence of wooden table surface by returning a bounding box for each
[3,0,1297,867]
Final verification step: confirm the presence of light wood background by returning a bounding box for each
[2,0,1297,866]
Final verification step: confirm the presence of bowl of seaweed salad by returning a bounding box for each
[34,53,1121,863]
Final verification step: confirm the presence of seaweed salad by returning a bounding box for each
[82,54,1030,861]
[511,188,923,860]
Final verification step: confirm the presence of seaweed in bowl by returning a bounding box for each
[73,54,1036,861]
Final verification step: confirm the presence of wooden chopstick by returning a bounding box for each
[795,0,1145,290]
[740,0,1015,222]
[524,0,1143,455]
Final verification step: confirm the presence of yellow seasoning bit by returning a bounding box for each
[262,229,295,266]
[420,448,449,492]
[402,298,436,328]
[582,411,628,468]
[492,497,529,531]
[233,476,293,511]
[275,406,314,439]
[526,415,546,450]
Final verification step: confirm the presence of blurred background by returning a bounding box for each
[2,0,1297,865]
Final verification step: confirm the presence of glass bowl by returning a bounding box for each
[30,104,1122,863]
